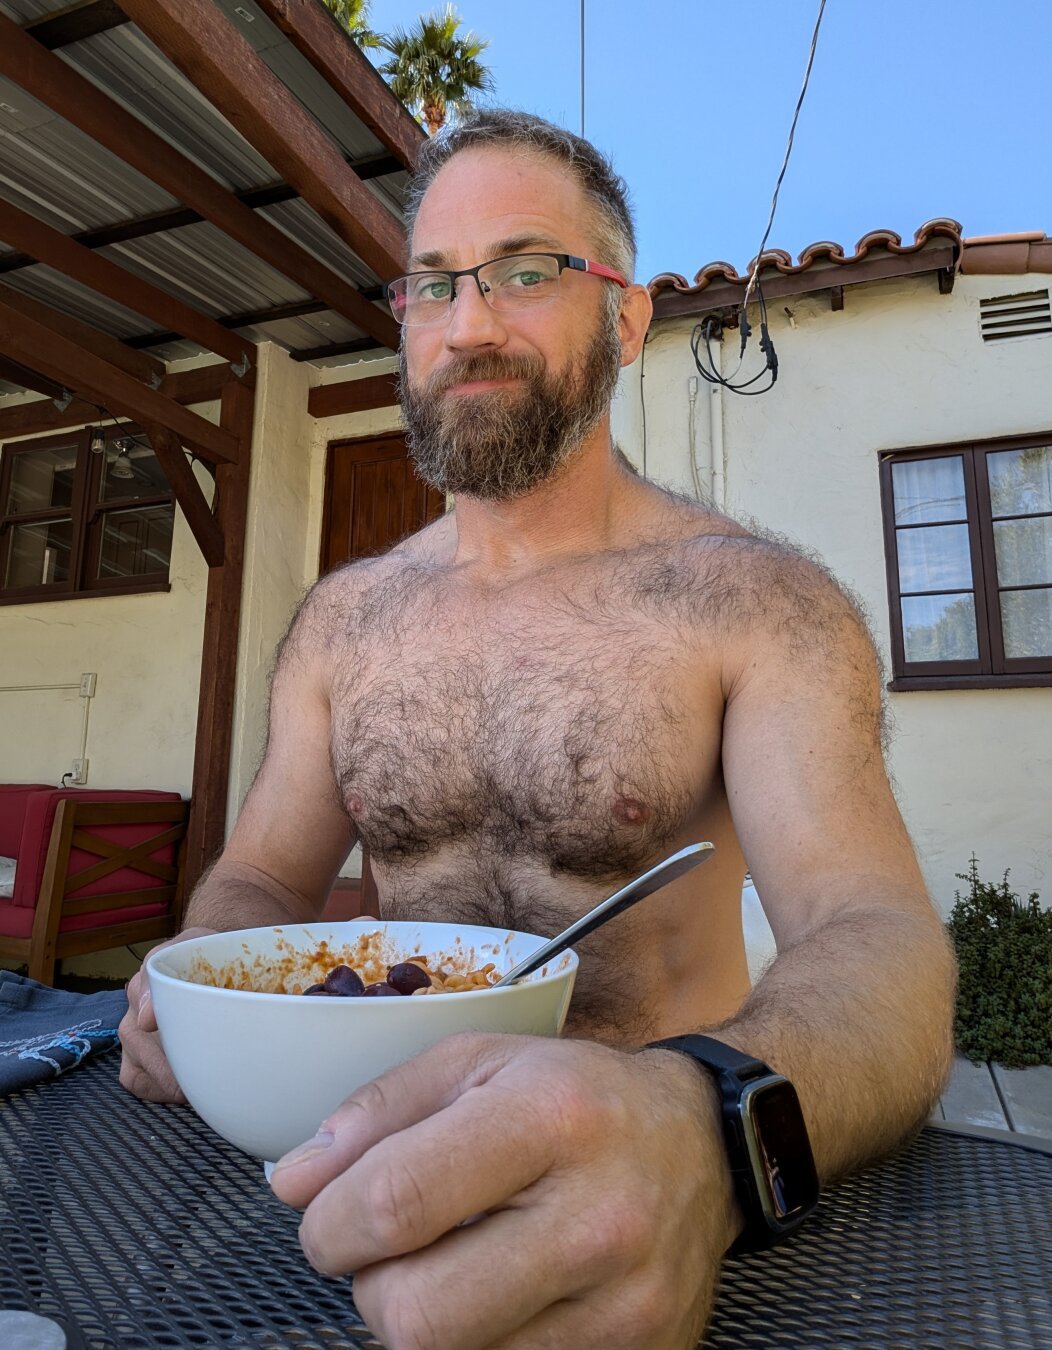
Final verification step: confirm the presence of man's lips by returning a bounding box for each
[442,376,522,395]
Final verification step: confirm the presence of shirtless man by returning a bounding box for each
[119,110,955,1349]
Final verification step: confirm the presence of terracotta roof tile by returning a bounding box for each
[650,221,1052,310]
[647,218,964,303]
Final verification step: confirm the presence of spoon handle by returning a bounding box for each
[493,841,715,987]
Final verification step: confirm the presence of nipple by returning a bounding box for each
[345,791,365,817]
[612,795,650,826]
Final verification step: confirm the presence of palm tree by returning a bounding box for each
[377,5,494,135]
[320,0,382,51]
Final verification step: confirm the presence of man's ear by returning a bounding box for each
[618,283,653,367]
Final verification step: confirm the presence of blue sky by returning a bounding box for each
[367,0,1052,285]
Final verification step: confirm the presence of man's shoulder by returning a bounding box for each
[292,513,454,639]
[653,516,874,655]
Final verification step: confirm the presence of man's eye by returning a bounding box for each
[413,278,451,301]
[507,270,546,288]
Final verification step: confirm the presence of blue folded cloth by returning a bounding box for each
[0,971,128,1096]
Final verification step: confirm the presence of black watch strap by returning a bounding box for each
[645,1032,819,1256]
[647,1033,771,1081]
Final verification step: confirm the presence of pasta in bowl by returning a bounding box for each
[147,921,578,1161]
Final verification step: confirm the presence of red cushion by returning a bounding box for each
[0,898,170,939]
[0,785,56,858]
[13,789,183,910]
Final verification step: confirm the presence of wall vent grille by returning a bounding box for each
[979,289,1052,341]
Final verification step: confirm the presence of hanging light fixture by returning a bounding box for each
[89,425,106,454]
[110,438,135,480]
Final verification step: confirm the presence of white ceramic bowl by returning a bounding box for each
[148,920,578,1161]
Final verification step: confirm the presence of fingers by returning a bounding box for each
[135,984,159,1033]
[117,1014,187,1104]
[351,1204,590,1350]
[271,1032,522,1209]
[292,1076,559,1273]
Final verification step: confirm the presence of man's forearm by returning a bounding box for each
[715,904,956,1181]
[184,858,327,932]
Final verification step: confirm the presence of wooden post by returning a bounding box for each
[183,379,255,887]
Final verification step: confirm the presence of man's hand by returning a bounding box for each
[270,1033,739,1350]
[118,926,216,1103]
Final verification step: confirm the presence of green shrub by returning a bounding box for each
[947,856,1052,1068]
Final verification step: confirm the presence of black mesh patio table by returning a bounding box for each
[1,1050,1050,1349]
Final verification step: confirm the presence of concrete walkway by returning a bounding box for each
[935,1055,1052,1137]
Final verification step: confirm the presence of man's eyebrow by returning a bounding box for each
[408,233,568,270]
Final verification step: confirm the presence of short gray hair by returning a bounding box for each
[404,108,637,281]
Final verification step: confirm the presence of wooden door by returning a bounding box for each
[321,433,445,572]
[320,434,444,915]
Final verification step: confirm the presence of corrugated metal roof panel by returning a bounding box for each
[4,263,155,337]
[258,199,381,290]
[100,221,313,317]
[0,78,179,230]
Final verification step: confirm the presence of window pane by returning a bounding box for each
[892,457,966,525]
[99,438,170,503]
[987,445,1052,517]
[1001,589,1052,659]
[4,518,73,587]
[896,523,973,592]
[901,594,978,662]
[6,444,79,515]
[993,517,1052,587]
[96,505,174,579]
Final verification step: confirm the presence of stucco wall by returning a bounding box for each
[612,271,1052,911]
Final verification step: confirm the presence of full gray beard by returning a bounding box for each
[398,317,623,501]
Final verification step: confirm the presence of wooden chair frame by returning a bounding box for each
[0,798,190,986]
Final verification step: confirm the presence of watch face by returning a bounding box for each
[740,1079,818,1224]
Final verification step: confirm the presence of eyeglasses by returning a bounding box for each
[387,252,628,327]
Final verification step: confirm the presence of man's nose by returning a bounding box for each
[443,275,506,348]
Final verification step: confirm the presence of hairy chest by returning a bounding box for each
[328,566,724,880]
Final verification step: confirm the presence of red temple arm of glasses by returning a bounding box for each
[567,255,629,287]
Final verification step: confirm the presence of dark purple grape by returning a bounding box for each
[303,983,335,996]
[386,962,432,995]
[362,982,402,997]
[323,964,365,997]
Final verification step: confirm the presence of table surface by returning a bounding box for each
[1,1051,1051,1349]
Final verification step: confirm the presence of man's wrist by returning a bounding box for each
[641,1046,745,1253]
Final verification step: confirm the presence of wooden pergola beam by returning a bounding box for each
[116,0,406,282]
[0,362,233,441]
[25,0,129,49]
[0,13,400,352]
[0,198,255,369]
[0,356,69,402]
[253,0,425,170]
[0,153,403,278]
[148,426,224,568]
[308,371,399,419]
[0,298,238,464]
[0,281,164,386]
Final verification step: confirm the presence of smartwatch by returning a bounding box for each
[646,1033,819,1255]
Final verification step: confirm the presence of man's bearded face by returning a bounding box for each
[398,303,623,501]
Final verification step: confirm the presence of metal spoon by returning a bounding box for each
[493,841,715,987]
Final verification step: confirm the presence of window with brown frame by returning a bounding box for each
[0,425,175,605]
[880,432,1052,689]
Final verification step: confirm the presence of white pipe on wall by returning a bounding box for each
[709,337,726,510]
[0,676,95,783]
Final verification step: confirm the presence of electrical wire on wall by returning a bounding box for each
[692,0,828,397]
